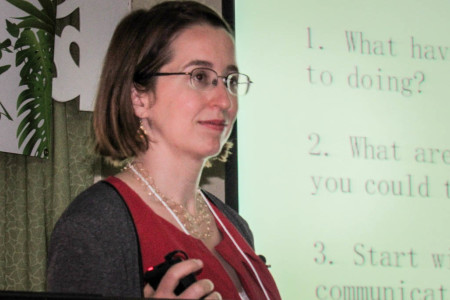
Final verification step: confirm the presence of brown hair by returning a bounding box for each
[93,1,232,162]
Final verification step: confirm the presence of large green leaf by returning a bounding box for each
[15,30,52,148]
[16,16,54,34]
[14,29,53,158]
[6,0,55,28]
[38,0,56,22]
[5,0,56,158]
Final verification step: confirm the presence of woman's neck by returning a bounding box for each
[132,151,205,211]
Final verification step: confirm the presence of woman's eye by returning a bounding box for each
[193,71,209,82]
[228,74,239,86]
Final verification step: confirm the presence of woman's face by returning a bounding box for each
[144,25,238,162]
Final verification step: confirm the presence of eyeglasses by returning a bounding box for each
[151,67,253,96]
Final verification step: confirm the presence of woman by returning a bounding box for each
[47,1,281,299]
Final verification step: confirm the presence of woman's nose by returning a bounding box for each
[209,79,235,109]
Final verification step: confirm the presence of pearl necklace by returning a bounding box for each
[126,162,214,240]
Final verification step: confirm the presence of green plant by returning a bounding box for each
[0,38,13,120]
[0,38,12,75]
[5,0,56,157]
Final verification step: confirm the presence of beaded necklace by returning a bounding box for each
[126,162,213,240]
[126,162,271,300]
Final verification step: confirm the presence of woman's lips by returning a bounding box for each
[198,119,227,131]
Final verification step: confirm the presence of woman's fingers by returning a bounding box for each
[157,258,202,292]
[179,279,218,299]
[151,258,220,298]
[203,291,223,300]
[143,283,155,298]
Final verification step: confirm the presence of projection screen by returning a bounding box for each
[235,1,450,298]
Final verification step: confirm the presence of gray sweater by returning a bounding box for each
[46,180,254,298]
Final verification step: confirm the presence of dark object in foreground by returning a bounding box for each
[144,250,197,295]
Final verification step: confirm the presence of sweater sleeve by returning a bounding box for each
[46,181,142,298]
[47,218,112,295]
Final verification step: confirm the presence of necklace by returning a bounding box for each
[125,162,214,240]
[126,163,271,300]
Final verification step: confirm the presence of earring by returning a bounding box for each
[138,119,148,141]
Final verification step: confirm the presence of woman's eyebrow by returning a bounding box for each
[183,60,213,69]
[226,65,239,73]
[183,60,239,73]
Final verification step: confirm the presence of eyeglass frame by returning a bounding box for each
[149,67,253,96]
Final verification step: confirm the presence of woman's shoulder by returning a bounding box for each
[65,180,124,213]
[47,180,142,297]
[53,180,133,235]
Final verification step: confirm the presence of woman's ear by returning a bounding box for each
[131,86,153,118]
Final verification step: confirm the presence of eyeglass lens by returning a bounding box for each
[190,68,250,96]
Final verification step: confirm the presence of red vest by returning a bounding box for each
[107,176,281,300]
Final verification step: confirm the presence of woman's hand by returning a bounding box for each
[143,259,222,299]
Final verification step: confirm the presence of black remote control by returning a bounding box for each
[144,250,197,295]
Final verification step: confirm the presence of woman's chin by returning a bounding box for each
[198,145,224,161]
